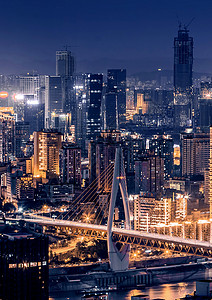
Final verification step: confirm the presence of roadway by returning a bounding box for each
[6,215,212,256]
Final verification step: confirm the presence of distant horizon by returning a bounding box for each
[1,0,212,76]
[1,61,212,78]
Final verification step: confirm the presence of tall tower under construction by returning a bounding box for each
[174,25,193,92]
[174,25,194,128]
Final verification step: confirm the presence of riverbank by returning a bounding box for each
[49,258,212,297]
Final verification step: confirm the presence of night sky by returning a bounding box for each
[1,0,212,75]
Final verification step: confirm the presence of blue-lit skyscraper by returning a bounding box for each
[87,74,103,141]
[105,69,126,129]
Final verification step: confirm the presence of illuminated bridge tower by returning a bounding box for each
[107,147,130,271]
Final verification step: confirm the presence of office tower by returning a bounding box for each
[19,74,40,99]
[33,130,62,180]
[181,131,210,177]
[56,50,76,128]
[6,166,23,201]
[133,195,171,231]
[16,174,34,202]
[56,50,75,77]
[87,74,103,141]
[135,92,149,114]
[126,86,135,109]
[174,193,188,221]
[75,74,89,156]
[0,112,15,163]
[199,82,212,132]
[61,142,81,186]
[15,122,30,158]
[174,26,193,91]
[0,229,48,300]
[149,135,174,179]
[205,168,210,204]
[135,153,164,198]
[24,102,45,134]
[105,69,126,129]
[174,25,193,127]
[45,76,62,128]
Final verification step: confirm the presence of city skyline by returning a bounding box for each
[1,0,212,75]
[2,1,212,299]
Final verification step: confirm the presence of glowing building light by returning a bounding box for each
[14,94,24,101]
[0,91,9,98]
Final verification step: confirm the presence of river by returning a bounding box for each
[50,281,196,299]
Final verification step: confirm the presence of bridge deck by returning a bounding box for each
[6,216,212,255]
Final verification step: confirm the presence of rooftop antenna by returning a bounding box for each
[62,45,79,51]
[184,17,195,30]
[176,15,182,30]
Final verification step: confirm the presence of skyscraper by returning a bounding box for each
[45,76,62,128]
[135,153,164,198]
[106,69,126,129]
[19,74,40,99]
[24,102,45,134]
[199,82,212,132]
[15,122,30,158]
[0,111,15,163]
[56,50,75,77]
[61,142,81,186]
[56,50,76,130]
[209,126,212,219]
[174,25,193,92]
[87,74,103,141]
[33,130,62,180]
[75,74,89,156]
[181,131,210,177]
[174,25,193,128]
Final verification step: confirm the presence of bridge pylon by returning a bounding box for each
[107,146,130,271]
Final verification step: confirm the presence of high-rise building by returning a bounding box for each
[181,131,210,177]
[61,143,81,186]
[15,122,30,158]
[33,130,62,180]
[149,135,174,179]
[174,25,193,127]
[45,76,62,128]
[24,102,45,135]
[56,51,76,127]
[88,131,120,190]
[87,74,103,141]
[199,82,212,132]
[105,69,126,129]
[209,126,212,219]
[0,112,15,163]
[56,50,75,77]
[74,74,89,156]
[135,153,164,198]
[19,74,40,99]
[135,92,149,114]
[174,25,193,92]
[0,229,48,300]
[133,194,171,231]
[16,174,34,202]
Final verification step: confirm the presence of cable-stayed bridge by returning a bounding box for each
[6,147,212,271]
